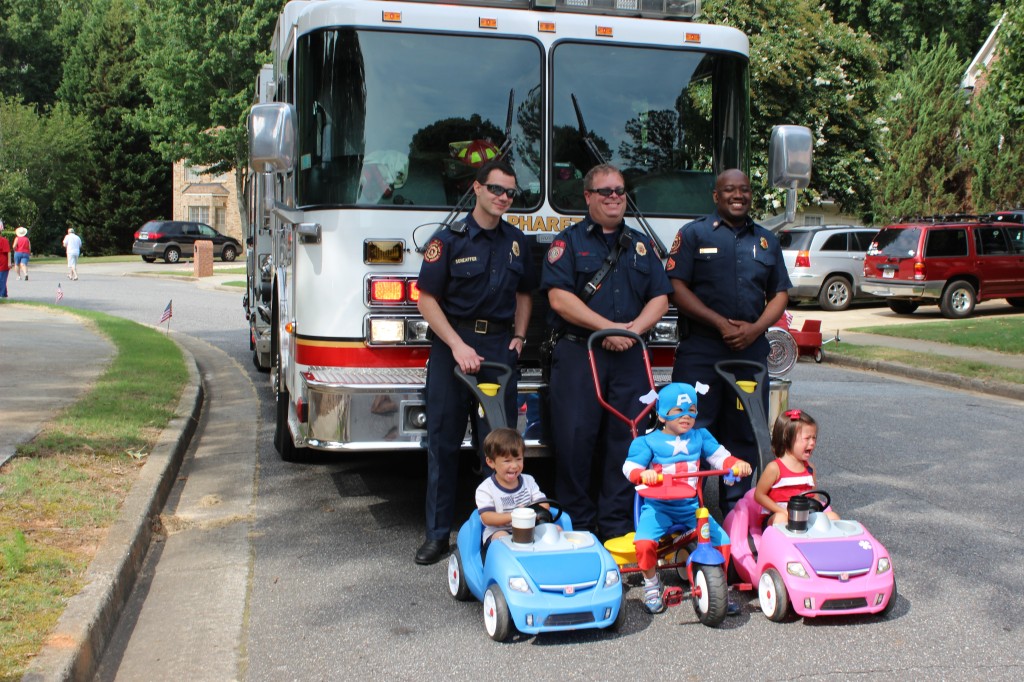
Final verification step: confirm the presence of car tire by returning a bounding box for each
[818,275,853,311]
[164,246,181,264]
[608,592,628,632]
[447,548,472,602]
[940,279,976,319]
[691,563,727,627]
[758,568,791,622]
[141,256,156,263]
[483,585,513,641]
[878,578,897,618]
[887,300,919,315]
[221,245,238,262]
[1007,297,1024,309]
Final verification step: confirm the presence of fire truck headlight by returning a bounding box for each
[407,319,430,342]
[648,319,678,344]
[369,319,405,343]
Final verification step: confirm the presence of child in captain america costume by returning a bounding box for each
[622,383,752,614]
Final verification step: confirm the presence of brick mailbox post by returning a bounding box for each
[193,240,214,277]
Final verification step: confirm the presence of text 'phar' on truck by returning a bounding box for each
[243,0,811,462]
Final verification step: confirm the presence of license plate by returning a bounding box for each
[139,233,150,240]
[882,269,895,279]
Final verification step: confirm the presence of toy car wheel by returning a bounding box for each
[483,584,513,641]
[813,348,823,363]
[758,568,791,622]
[691,563,727,627]
[447,548,471,602]
[878,578,897,618]
[608,593,628,632]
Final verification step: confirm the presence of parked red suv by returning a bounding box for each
[862,215,1024,318]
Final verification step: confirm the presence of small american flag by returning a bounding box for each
[159,300,173,324]
[55,283,64,303]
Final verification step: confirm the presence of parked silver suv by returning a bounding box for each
[779,225,878,311]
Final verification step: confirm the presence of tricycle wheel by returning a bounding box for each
[447,548,472,602]
[483,585,513,641]
[691,563,727,627]
[758,568,791,622]
[672,540,697,582]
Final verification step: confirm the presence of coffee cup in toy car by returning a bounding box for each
[786,495,810,532]
[511,507,537,544]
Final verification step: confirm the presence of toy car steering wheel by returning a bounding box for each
[799,490,831,513]
[528,499,563,525]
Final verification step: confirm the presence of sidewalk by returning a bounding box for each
[0,305,116,468]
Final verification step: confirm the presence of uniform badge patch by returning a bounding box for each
[635,241,647,257]
[512,241,520,258]
[425,239,442,263]
[760,237,768,250]
[547,240,566,264]
[670,233,681,255]
[666,257,675,271]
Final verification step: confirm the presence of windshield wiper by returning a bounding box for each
[571,93,667,259]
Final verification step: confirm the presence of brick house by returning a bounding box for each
[171,161,243,243]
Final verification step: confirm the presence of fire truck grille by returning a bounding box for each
[305,366,426,388]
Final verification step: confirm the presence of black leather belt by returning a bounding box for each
[449,317,513,335]
[561,332,588,344]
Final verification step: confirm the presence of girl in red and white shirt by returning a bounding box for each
[754,409,840,527]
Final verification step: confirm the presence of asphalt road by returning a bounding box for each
[12,261,1024,680]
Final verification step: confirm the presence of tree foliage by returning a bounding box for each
[135,0,279,229]
[704,0,883,218]
[822,0,996,70]
[872,34,970,223]
[964,5,1024,211]
[58,0,170,254]
[0,97,91,250]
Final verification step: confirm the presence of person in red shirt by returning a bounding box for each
[13,226,31,281]
[0,230,11,297]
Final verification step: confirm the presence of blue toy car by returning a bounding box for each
[446,504,626,641]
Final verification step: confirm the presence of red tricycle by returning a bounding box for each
[585,329,744,627]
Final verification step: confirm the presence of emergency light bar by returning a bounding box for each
[391,0,700,21]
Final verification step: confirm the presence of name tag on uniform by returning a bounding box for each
[699,247,718,254]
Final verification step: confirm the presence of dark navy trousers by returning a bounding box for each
[423,331,518,541]
[550,338,650,539]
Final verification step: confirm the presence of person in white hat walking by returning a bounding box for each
[13,226,31,281]
[63,228,82,280]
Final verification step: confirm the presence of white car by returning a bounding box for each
[779,225,878,311]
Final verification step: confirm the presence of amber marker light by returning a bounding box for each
[685,32,701,43]
[382,11,402,23]
[538,21,556,33]
[479,17,497,29]
[595,26,613,37]
[284,321,295,334]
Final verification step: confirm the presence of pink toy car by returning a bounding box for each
[723,489,897,621]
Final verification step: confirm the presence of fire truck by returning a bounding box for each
[245,0,811,461]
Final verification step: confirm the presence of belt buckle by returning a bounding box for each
[474,319,488,334]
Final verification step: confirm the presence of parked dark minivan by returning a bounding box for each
[132,220,241,263]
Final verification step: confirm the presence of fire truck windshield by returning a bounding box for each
[294,28,747,219]
[552,41,748,217]
[296,29,542,210]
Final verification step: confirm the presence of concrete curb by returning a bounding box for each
[22,338,204,682]
[825,353,1024,402]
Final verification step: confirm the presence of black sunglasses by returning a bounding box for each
[587,186,627,197]
[484,184,520,199]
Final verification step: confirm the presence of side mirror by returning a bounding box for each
[248,103,297,174]
[767,125,813,225]
[768,125,812,190]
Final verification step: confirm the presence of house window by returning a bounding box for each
[803,215,823,226]
[185,165,205,183]
[215,207,226,231]
[189,206,210,224]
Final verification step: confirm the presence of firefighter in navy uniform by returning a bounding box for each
[666,168,792,516]
[541,164,671,541]
[415,159,534,565]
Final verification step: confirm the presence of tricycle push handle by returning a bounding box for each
[453,362,514,431]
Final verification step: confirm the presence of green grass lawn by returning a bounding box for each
[831,316,1024,384]
[0,305,187,679]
